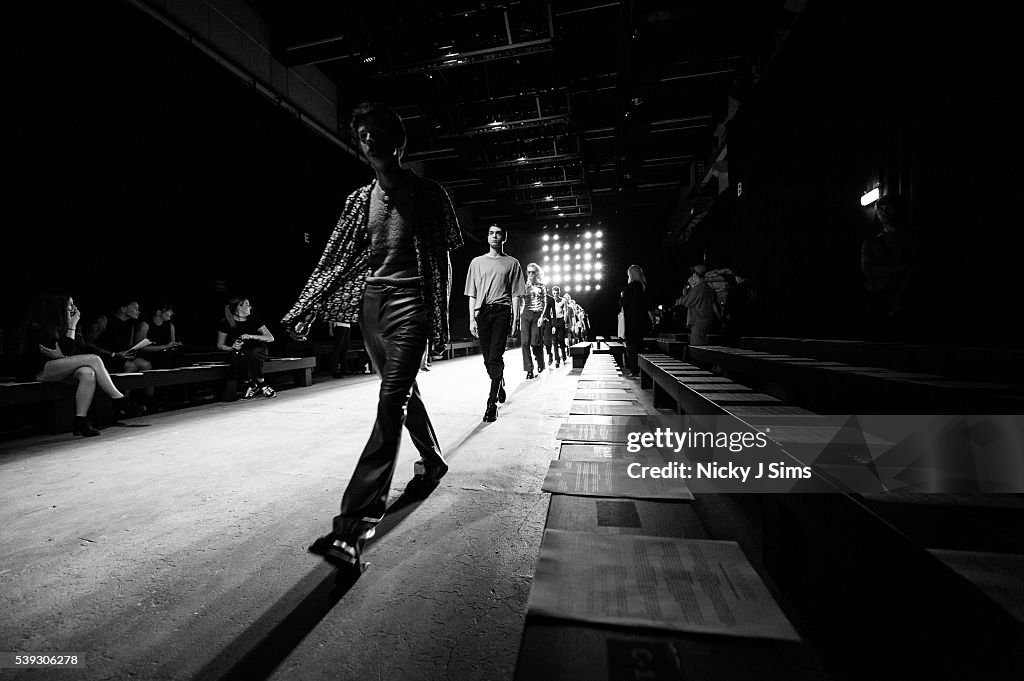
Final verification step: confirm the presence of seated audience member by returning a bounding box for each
[137,303,184,368]
[86,299,153,373]
[18,292,141,436]
[216,295,277,400]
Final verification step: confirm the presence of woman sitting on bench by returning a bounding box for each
[216,295,277,400]
[18,292,138,437]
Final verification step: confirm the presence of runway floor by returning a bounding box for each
[0,351,582,681]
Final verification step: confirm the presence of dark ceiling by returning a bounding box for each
[245,0,790,236]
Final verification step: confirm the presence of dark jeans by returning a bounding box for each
[334,283,445,540]
[521,309,545,372]
[231,344,268,382]
[688,324,710,347]
[477,303,511,403]
[553,320,566,361]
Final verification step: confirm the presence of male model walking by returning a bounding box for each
[466,224,525,422]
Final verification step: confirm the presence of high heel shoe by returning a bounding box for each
[73,416,100,437]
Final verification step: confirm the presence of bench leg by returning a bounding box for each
[48,400,75,433]
[292,367,313,388]
[221,379,238,402]
[653,382,675,411]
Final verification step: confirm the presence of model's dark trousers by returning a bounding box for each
[553,320,567,361]
[334,283,445,540]
[231,345,268,382]
[521,309,545,372]
[477,303,511,403]
[541,320,554,360]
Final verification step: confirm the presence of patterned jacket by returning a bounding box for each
[282,172,464,350]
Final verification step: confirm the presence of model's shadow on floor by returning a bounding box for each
[190,481,440,681]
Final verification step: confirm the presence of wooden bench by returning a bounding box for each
[638,353,791,416]
[569,342,592,368]
[516,351,831,681]
[635,352,1024,680]
[686,345,1024,413]
[0,356,317,433]
[740,336,1024,383]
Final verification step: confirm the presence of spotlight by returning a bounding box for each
[596,284,601,290]
[543,234,549,241]
[861,187,880,206]
[584,231,592,239]
[574,243,581,250]
[584,242,591,249]
[596,230,603,238]
[595,241,602,249]
[552,234,559,241]
[585,285,591,291]
[575,254,581,260]
[564,254,570,261]
[553,244,560,252]
[542,245,548,252]
[544,255,549,262]
[584,252,591,260]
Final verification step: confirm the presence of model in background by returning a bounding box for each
[466,224,524,422]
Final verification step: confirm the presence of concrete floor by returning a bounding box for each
[0,351,576,681]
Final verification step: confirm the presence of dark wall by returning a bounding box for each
[710,1,1017,344]
[2,3,366,351]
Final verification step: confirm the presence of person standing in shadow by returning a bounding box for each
[620,265,653,377]
[674,264,719,347]
[861,193,915,340]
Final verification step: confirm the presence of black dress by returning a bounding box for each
[620,281,650,373]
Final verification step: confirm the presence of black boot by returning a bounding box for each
[483,400,497,422]
[73,416,100,437]
[497,378,506,404]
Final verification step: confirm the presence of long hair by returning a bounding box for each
[527,262,544,283]
[627,264,647,291]
[18,292,70,353]
[223,295,248,329]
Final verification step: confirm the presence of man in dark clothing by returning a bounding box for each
[291,102,464,573]
[861,193,915,338]
[466,224,525,422]
[674,264,719,347]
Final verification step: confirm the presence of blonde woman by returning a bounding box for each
[620,265,653,377]
[519,262,548,379]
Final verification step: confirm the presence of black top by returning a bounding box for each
[146,320,174,346]
[96,315,136,352]
[620,281,651,335]
[217,314,268,350]
[19,324,78,380]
